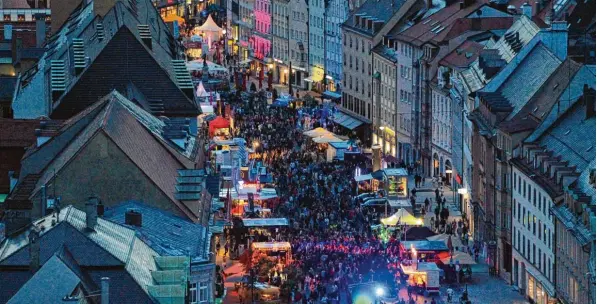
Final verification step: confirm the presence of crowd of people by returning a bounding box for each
[222,92,446,304]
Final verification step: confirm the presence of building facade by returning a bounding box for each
[372,40,398,157]
[272,0,289,83]
[233,0,254,61]
[431,80,452,178]
[511,164,557,304]
[288,0,309,87]
[307,0,325,90]
[324,0,348,91]
[251,0,272,68]
[340,0,417,147]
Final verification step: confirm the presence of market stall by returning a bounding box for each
[209,116,230,137]
[326,141,349,162]
[195,14,222,49]
[399,240,448,262]
[400,262,441,295]
[427,234,465,252]
[384,168,408,198]
[380,208,422,226]
[252,242,292,265]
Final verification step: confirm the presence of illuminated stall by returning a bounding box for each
[384,168,408,198]
[251,242,292,265]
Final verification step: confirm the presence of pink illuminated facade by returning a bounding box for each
[251,0,272,62]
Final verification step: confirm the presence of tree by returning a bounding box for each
[272,88,279,101]
[250,82,257,92]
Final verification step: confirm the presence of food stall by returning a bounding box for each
[326,141,349,162]
[221,185,279,217]
[209,116,230,137]
[380,208,422,226]
[400,261,441,295]
[383,168,408,198]
[251,242,292,265]
[399,240,448,262]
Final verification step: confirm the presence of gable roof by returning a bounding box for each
[498,59,583,133]
[439,40,484,69]
[342,0,409,37]
[16,91,202,221]
[7,254,83,304]
[0,205,159,300]
[12,0,198,119]
[104,201,211,262]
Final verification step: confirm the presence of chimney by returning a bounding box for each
[41,185,47,217]
[97,201,105,217]
[585,84,596,118]
[35,14,46,48]
[4,24,12,41]
[95,0,118,19]
[85,197,99,230]
[101,277,110,304]
[125,209,142,227]
[548,21,569,60]
[29,228,40,273]
[426,0,433,10]
[521,2,532,19]
[51,0,83,34]
[534,1,540,17]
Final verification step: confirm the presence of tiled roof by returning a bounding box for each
[393,2,514,46]
[342,0,408,36]
[18,91,202,221]
[500,43,561,119]
[0,118,38,148]
[12,0,197,119]
[525,91,595,173]
[510,157,563,198]
[527,64,597,142]
[551,203,595,246]
[0,0,31,9]
[568,159,596,206]
[0,205,159,299]
[104,201,211,262]
[439,40,484,69]
[7,255,82,304]
[499,59,583,133]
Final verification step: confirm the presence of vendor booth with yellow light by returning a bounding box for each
[251,242,292,265]
[380,208,423,226]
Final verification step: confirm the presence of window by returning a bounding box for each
[523,180,526,197]
[190,283,197,303]
[533,189,537,206]
[522,235,526,256]
[538,220,542,240]
[199,282,208,303]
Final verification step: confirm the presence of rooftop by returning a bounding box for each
[104,201,211,262]
[439,40,484,69]
[14,90,203,221]
[12,0,198,119]
[342,0,409,37]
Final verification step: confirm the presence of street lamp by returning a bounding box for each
[375,286,385,297]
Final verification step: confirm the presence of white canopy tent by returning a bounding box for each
[186,60,228,74]
[196,15,222,48]
[196,82,210,98]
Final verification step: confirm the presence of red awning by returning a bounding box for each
[208,116,230,136]
[455,174,462,185]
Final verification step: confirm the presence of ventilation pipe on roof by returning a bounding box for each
[125,209,143,227]
[521,2,532,19]
[29,228,40,273]
[101,277,110,304]
[85,197,99,230]
[585,84,596,118]
[41,185,47,217]
[534,1,540,16]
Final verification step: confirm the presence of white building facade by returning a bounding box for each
[511,167,556,304]
[431,71,452,179]
[324,0,348,91]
